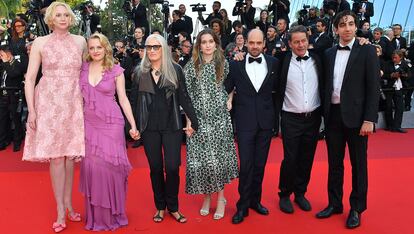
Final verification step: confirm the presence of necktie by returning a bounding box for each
[337,45,351,51]
[248,57,262,64]
[296,56,310,61]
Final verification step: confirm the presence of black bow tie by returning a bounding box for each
[248,57,262,64]
[296,56,310,61]
[337,45,351,51]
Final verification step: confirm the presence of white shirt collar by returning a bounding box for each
[292,51,310,60]
[339,37,355,50]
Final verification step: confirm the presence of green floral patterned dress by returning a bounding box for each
[183,59,239,194]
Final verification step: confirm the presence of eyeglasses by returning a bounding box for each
[115,45,125,48]
[182,45,191,48]
[145,45,162,51]
[14,24,25,28]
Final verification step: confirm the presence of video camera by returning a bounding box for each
[234,0,247,15]
[190,3,206,13]
[76,1,93,16]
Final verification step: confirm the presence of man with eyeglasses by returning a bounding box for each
[178,40,192,68]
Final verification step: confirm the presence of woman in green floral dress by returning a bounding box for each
[183,29,239,220]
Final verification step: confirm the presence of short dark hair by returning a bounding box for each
[268,25,277,32]
[373,27,383,34]
[232,20,243,29]
[392,24,402,29]
[333,10,358,29]
[210,18,224,35]
[392,49,404,58]
[178,31,188,39]
[316,18,328,28]
[287,25,308,41]
[213,1,221,7]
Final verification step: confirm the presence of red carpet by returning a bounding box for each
[0,129,413,234]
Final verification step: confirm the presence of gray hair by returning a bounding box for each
[135,34,178,88]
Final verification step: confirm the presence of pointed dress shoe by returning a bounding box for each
[346,210,361,229]
[249,203,269,215]
[232,210,249,224]
[294,195,312,211]
[316,206,343,219]
[279,197,294,214]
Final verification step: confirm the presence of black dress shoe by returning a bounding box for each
[13,142,21,152]
[392,128,407,133]
[346,210,361,229]
[279,197,294,214]
[232,210,248,224]
[249,203,269,215]
[294,195,311,211]
[315,206,343,219]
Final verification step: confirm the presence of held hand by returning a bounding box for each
[27,112,37,130]
[359,122,374,136]
[129,128,141,140]
[227,99,232,111]
[358,37,371,45]
[183,120,194,137]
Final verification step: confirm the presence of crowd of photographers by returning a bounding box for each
[0,0,414,151]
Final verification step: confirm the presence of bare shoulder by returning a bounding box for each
[71,34,87,47]
[32,34,51,48]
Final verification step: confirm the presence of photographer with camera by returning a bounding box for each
[79,3,100,38]
[168,10,186,50]
[268,0,290,26]
[382,50,411,133]
[114,40,134,91]
[199,1,223,26]
[264,25,277,56]
[130,0,149,36]
[177,39,192,67]
[9,18,35,59]
[352,0,373,25]
[300,7,318,35]
[309,19,333,56]
[232,0,256,31]
[178,4,193,39]
[0,42,25,152]
[275,18,289,53]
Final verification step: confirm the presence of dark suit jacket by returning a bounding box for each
[233,6,256,30]
[391,36,408,50]
[375,36,393,61]
[323,40,380,128]
[268,0,290,24]
[276,51,324,115]
[311,32,334,56]
[382,60,411,88]
[182,15,193,36]
[132,3,149,31]
[225,55,280,132]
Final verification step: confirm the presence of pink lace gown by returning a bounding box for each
[22,32,85,162]
[78,62,132,231]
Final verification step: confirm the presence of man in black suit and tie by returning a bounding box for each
[276,25,323,214]
[178,4,193,40]
[391,24,407,50]
[225,29,280,224]
[310,19,334,56]
[316,10,380,229]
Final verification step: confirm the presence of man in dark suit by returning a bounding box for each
[391,24,408,50]
[276,25,323,214]
[225,29,280,224]
[380,28,395,62]
[199,1,222,26]
[352,0,374,24]
[310,19,334,56]
[232,0,256,31]
[268,0,290,26]
[131,0,149,36]
[316,10,380,229]
[178,4,193,40]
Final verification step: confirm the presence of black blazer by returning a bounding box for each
[391,36,408,50]
[382,60,411,88]
[352,2,374,23]
[323,40,380,128]
[225,54,280,132]
[311,32,334,56]
[182,15,193,36]
[132,3,149,31]
[276,51,324,115]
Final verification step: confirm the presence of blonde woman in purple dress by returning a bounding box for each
[79,33,139,231]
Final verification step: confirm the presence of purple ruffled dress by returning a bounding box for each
[79,62,132,231]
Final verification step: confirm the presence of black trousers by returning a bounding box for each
[142,130,182,212]
[404,89,413,109]
[385,90,404,129]
[0,92,23,146]
[325,104,368,213]
[278,109,321,198]
[236,127,273,212]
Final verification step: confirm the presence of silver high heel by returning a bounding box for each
[200,195,211,216]
[213,198,227,220]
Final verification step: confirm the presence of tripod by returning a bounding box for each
[193,12,206,41]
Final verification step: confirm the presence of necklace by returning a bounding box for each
[152,67,161,76]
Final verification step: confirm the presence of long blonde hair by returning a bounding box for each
[85,33,114,71]
[192,29,225,84]
[135,34,178,88]
[44,1,77,29]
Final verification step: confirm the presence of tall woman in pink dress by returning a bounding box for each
[79,33,139,231]
[23,2,86,233]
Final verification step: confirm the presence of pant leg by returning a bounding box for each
[8,93,23,144]
[250,128,273,205]
[393,90,404,129]
[0,96,10,145]
[161,130,182,213]
[346,126,368,213]
[236,130,256,212]
[279,112,302,197]
[404,89,413,110]
[325,105,346,210]
[384,92,394,128]
[142,130,166,210]
[294,112,321,196]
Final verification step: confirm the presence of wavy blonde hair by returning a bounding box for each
[85,33,114,71]
[44,1,77,29]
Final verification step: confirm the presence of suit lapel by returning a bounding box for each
[328,48,337,91]
[240,58,259,93]
[343,41,361,85]
[257,55,274,93]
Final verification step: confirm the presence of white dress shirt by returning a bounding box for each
[246,53,268,92]
[331,37,355,104]
[283,51,320,113]
[393,64,403,90]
